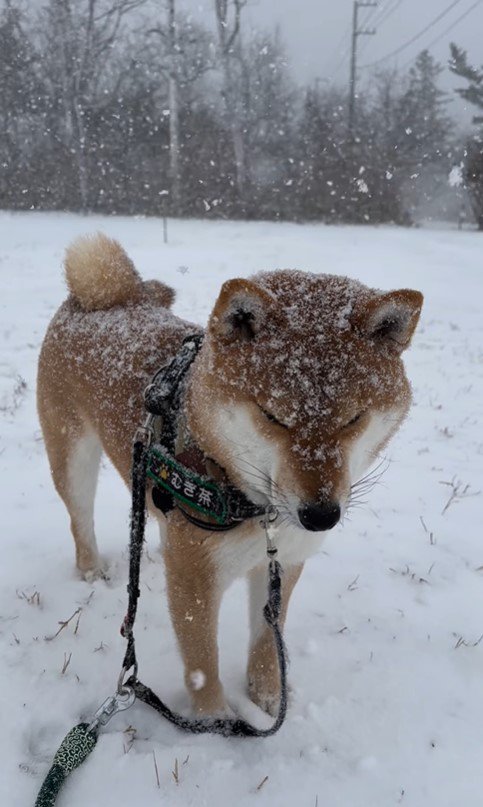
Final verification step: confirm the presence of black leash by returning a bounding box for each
[120,431,288,737]
[33,338,289,807]
[119,333,289,737]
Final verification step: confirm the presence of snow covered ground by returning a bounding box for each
[1,211,482,807]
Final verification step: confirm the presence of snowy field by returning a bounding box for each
[1,211,483,807]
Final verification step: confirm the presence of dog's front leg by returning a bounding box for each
[164,514,227,716]
[247,562,304,716]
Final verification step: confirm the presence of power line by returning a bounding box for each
[349,1,377,135]
[328,33,354,78]
[358,0,403,58]
[397,0,483,71]
[325,1,382,79]
[373,0,404,29]
[359,0,466,69]
[322,22,353,78]
[419,0,483,52]
[359,1,381,27]
[358,0,383,56]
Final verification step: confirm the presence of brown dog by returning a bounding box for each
[37,233,423,716]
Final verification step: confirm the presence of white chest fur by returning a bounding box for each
[214,518,325,591]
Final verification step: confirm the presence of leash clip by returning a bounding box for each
[262,505,279,558]
[87,686,136,735]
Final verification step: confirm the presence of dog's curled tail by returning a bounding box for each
[64,233,175,311]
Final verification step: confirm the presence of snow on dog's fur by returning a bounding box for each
[37,234,423,716]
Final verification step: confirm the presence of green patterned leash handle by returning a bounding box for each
[34,724,97,807]
[34,687,135,807]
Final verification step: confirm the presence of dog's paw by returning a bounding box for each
[189,680,230,719]
[248,680,281,717]
[194,702,235,722]
[83,568,109,583]
[80,559,110,583]
[248,677,293,717]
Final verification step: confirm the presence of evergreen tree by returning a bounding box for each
[464,135,483,230]
[352,54,453,225]
[449,43,483,111]
[295,86,348,221]
[396,50,451,165]
[449,43,483,229]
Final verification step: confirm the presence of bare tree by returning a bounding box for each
[214,0,246,200]
[450,43,483,229]
[148,1,212,214]
[148,1,181,211]
[40,0,147,211]
[0,1,40,207]
[166,0,180,212]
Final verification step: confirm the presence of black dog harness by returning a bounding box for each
[144,333,265,531]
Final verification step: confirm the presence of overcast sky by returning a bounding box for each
[187,0,483,125]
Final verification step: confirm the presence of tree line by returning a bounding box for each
[0,0,482,226]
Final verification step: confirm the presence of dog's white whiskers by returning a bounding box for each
[351,458,389,497]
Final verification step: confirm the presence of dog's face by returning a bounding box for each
[187,271,423,532]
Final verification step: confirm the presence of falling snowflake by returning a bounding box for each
[356,178,369,194]
[448,164,463,188]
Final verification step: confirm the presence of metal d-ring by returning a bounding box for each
[117,663,137,695]
[134,413,155,447]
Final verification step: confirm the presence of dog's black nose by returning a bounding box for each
[298,503,341,532]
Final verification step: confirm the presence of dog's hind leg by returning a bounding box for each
[39,396,103,580]
[247,562,304,716]
[65,426,104,580]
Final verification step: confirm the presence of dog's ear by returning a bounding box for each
[209,278,275,342]
[356,289,423,353]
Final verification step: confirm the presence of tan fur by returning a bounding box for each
[247,563,303,713]
[142,278,176,309]
[64,233,143,311]
[38,233,423,716]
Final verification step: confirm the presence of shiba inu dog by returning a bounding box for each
[37,233,423,717]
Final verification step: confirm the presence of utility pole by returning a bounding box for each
[349,1,377,137]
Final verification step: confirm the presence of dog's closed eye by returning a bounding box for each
[341,411,364,430]
[258,406,289,429]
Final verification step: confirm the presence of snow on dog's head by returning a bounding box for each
[186,271,423,531]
